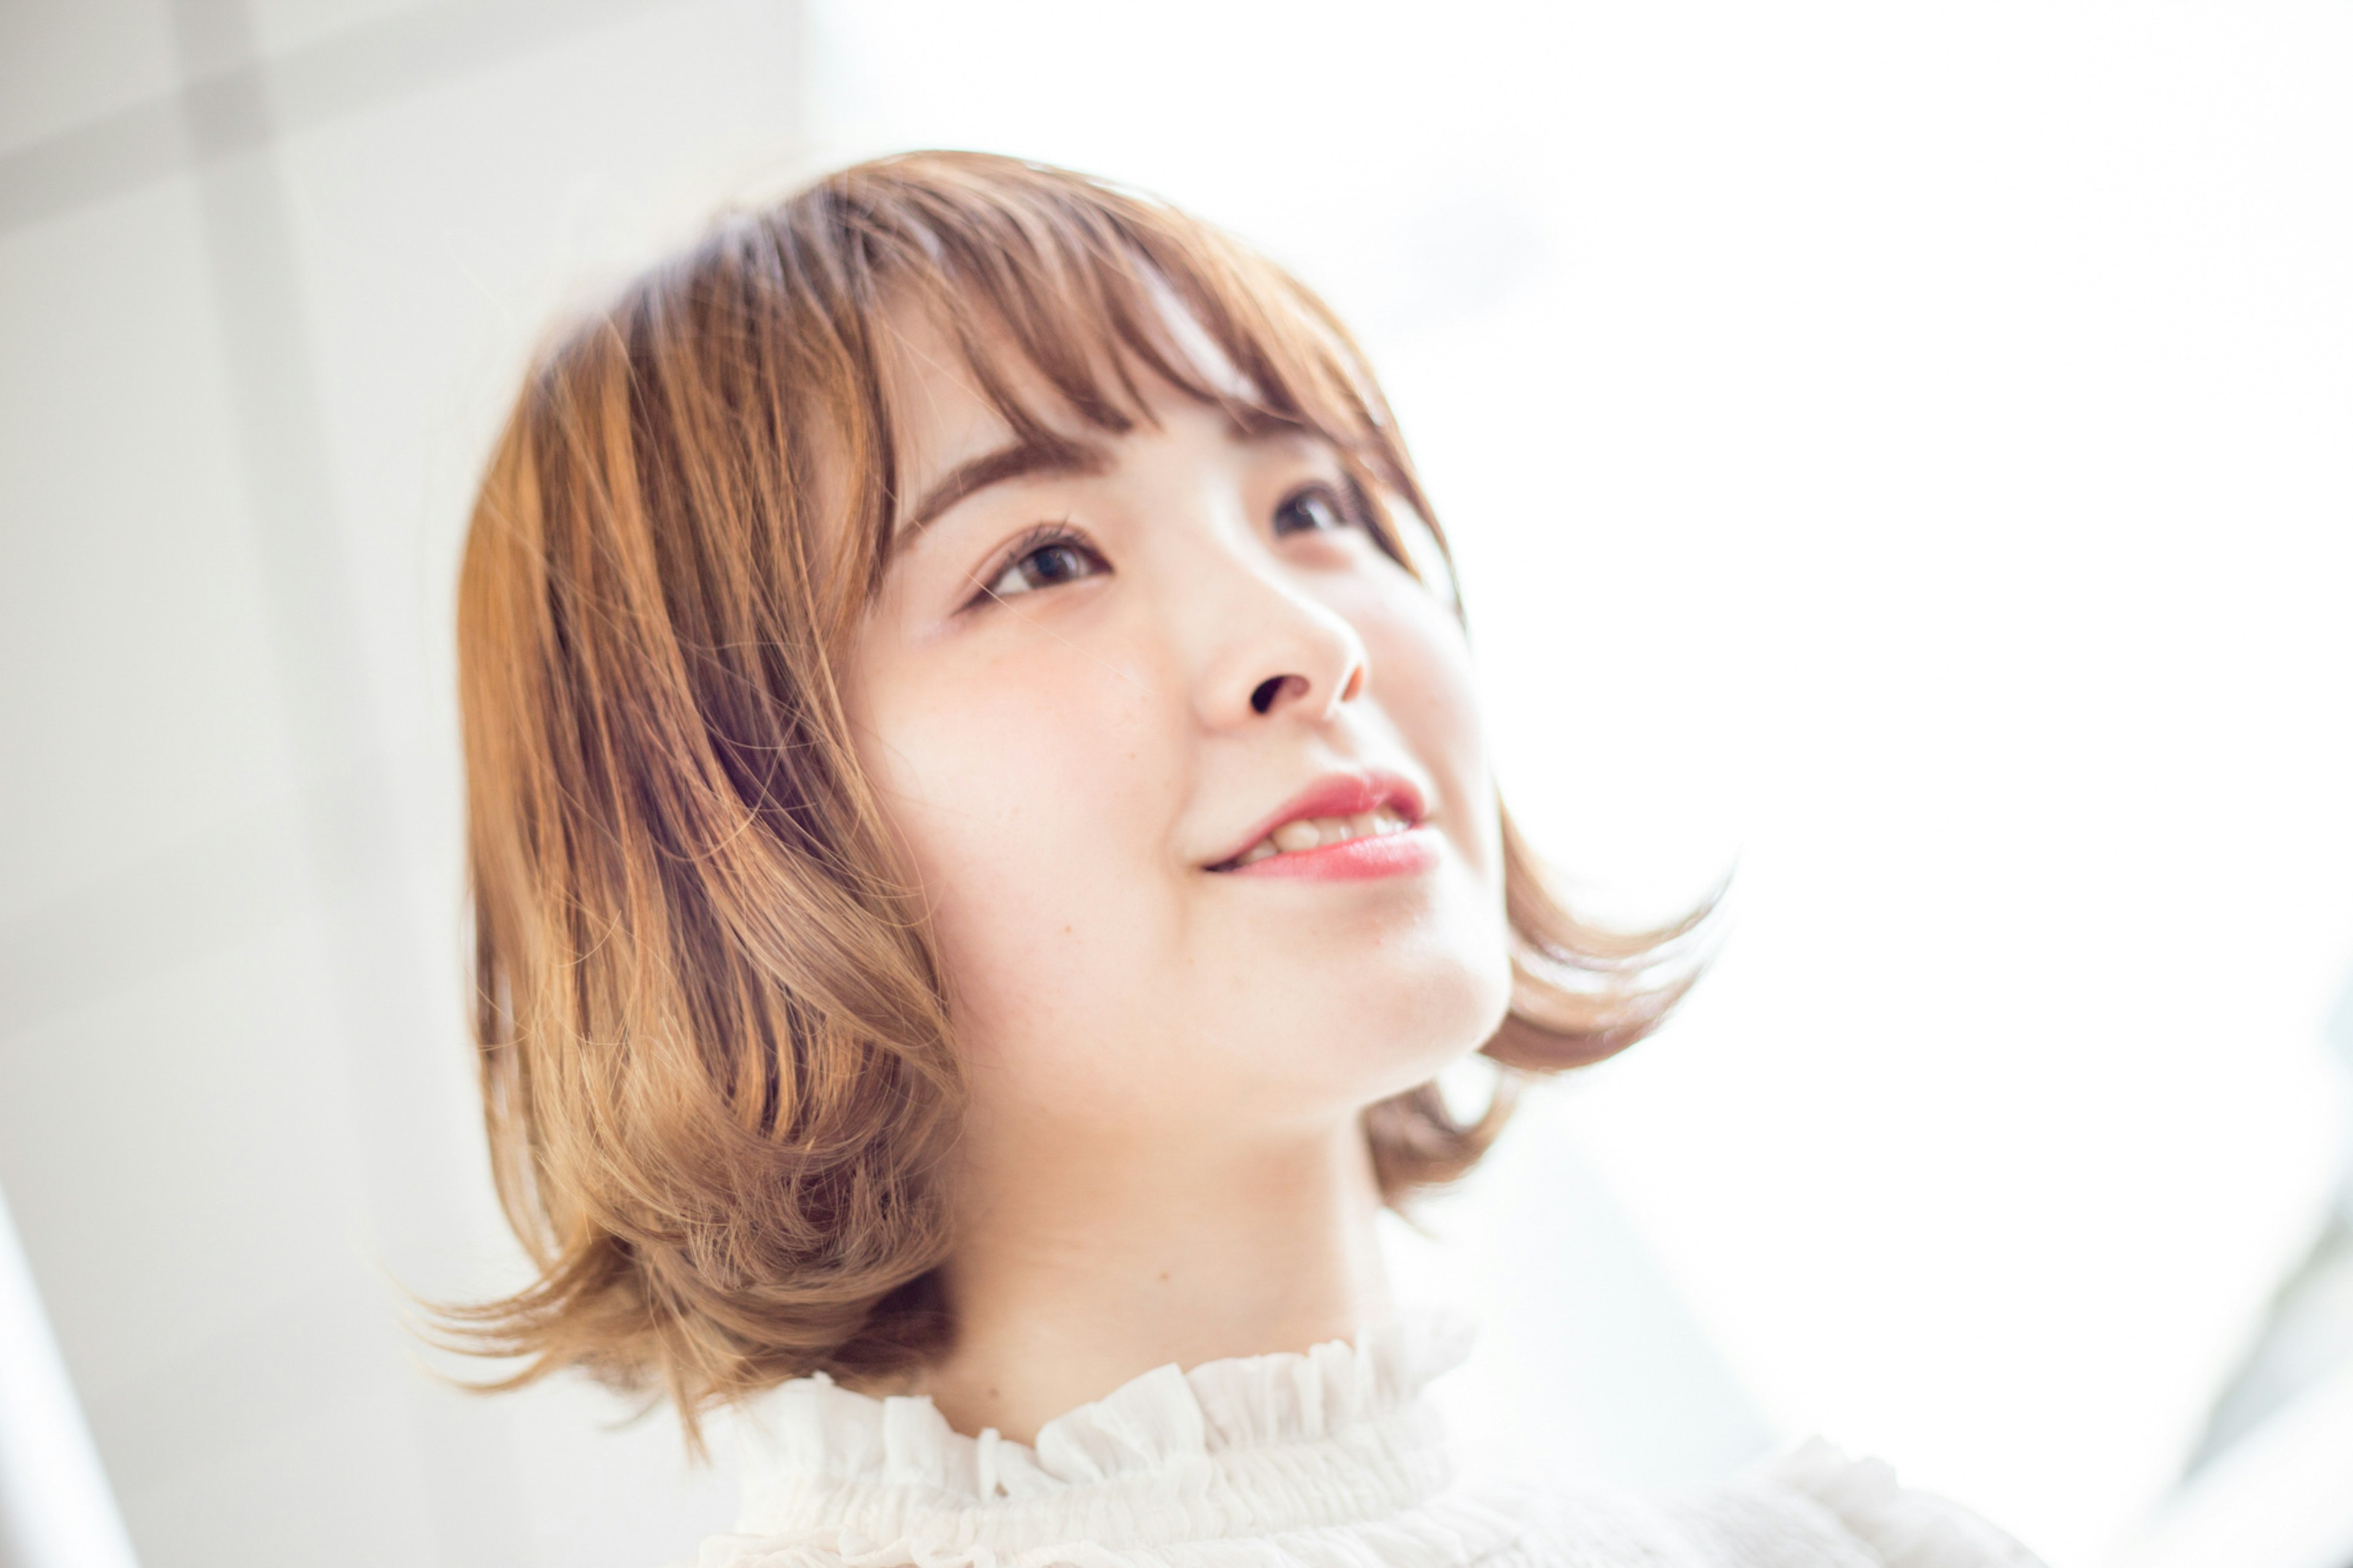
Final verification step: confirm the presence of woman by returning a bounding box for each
[450,151,2040,1567]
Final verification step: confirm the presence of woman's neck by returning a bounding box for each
[913,1112,1391,1443]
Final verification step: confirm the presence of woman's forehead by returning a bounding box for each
[879,305,1289,524]
[879,263,1270,435]
[879,309,1033,475]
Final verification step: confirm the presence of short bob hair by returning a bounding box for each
[447,151,1703,1436]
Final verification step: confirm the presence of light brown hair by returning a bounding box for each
[447,151,1704,1436]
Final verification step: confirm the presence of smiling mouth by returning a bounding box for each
[1213,806,1415,869]
[1204,770,1430,874]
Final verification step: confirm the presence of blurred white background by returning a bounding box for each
[2,3,2350,1566]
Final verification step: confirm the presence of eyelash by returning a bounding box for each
[1271,479,1367,537]
[962,521,1099,611]
[959,479,1370,613]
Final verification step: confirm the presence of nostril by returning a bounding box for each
[1249,675,1294,715]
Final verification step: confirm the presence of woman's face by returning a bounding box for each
[845,321,1512,1150]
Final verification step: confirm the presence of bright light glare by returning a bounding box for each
[808,4,2353,1563]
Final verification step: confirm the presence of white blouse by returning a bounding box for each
[687,1314,2044,1568]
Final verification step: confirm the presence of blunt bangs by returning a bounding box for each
[746,155,1433,608]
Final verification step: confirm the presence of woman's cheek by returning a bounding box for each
[1353,584,1496,875]
[887,645,1164,1008]
[902,678,1073,892]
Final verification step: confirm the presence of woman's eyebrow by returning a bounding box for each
[901,437,1111,536]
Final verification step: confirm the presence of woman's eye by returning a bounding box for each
[977,533,1106,602]
[1272,484,1354,539]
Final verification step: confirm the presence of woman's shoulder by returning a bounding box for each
[1653,1438,2047,1568]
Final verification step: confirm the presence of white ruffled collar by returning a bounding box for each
[732,1311,1474,1500]
[695,1314,2044,1568]
[721,1312,1479,1553]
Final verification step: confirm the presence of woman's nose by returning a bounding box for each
[1188,558,1370,732]
[1247,664,1365,718]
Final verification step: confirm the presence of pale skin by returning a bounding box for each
[843,316,1514,1443]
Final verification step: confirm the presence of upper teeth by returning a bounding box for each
[1234,807,1411,866]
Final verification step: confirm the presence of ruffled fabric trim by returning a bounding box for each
[691,1488,1529,1568]
[733,1312,1474,1499]
[721,1314,1477,1558]
[678,1319,2049,1568]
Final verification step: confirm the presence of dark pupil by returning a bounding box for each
[1026,544,1083,585]
[1282,492,1338,534]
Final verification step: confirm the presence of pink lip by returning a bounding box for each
[1207,770,1438,881]
[1226,827,1442,880]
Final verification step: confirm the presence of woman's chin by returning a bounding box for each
[1232,952,1513,1108]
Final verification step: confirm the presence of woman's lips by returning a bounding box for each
[1223,823,1441,880]
[1206,770,1436,879]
